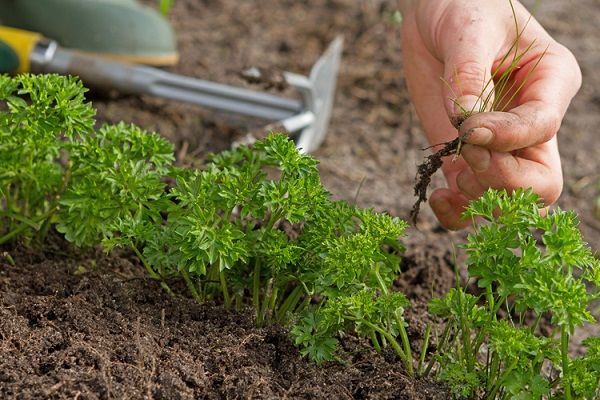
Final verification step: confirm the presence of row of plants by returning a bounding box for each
[1,74,599,398]
[430,190,600,399]
[0,74,414,372]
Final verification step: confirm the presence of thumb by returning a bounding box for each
[440,36,497,128]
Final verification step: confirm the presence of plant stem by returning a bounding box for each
[257,278,273,327]
[131,245,162,281]
[368,321,409,373]
[293,295,310,315]
[492,295,508,320]
[266,286,279,323]
[531,313,543,335]
[370,331,382,352]
[220,270,231,310]
[2,185,12,231]
[418,324,431,377]
[206,263,220,297]
[181,268,202,303]
[396,315,414,376]
[234,293,242,311]
[561,325,572,400]
[486,352,500,394]
[266,209,283,231]
[472,329,488,365]
[0,221,33,245]
[374,264,388,294]
[0,206,56,245]
[158,0,174,16]
[486,286,495,315]
[374,264,414,375]
[1,251,16,266]
[253,259,261,321]
[38,216,53,242]
[276,285,303,323]
[130,245,174,296]
[460,310,474,372]
[348,316,411,376]
[486,360,517,400]
[424,322,452,376]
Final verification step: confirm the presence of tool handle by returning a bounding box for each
[0,26,41,73]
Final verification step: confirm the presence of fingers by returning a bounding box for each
[431,138,562,230]
[455,168,487,200]
[429,5,508,127]
[459,101,563,152]
[459,43,581,151]
[459,141,563,205]
[440,32,499,128]
[429,188,472,230]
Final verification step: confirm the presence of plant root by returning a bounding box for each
[409,137,460,225]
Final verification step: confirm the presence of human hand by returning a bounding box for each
[400,0,581,229]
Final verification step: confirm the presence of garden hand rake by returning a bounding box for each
[0,26,343,153]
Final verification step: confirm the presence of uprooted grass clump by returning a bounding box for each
[410,0,546,224]
[410,137,460,224]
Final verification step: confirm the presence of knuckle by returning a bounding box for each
[493,114,523,150]
[554,43,582,89]
[541,176,563,205]
[536,110,561,144]
[455,171,470,194]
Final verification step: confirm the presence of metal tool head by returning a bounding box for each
[30,30,342,154]
[282,36,343,153]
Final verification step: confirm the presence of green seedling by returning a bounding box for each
[58,122,174,249]
[4,74,600,394]
[120,134,414,373]
[0,73,416,374]
[425,188,600,399]
[62,131,415,373]
[0,74,95,245]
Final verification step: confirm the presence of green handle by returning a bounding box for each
[0,39,20,73]
[0,26,43,73]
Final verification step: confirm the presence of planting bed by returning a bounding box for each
[2,0,600,399]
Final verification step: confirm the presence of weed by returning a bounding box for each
[410,0,546,224]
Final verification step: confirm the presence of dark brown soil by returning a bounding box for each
[1,233,452,400]
[410,139,460,225]
[2,0,600,398]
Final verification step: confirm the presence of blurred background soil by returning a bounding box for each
[1,0,599,398]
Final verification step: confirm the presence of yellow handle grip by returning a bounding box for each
[0,26,42,73]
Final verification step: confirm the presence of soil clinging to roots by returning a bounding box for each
[410,138,460,225]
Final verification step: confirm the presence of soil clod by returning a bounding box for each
[410,138,460,225]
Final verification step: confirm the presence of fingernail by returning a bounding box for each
[461,144,491,172]
[430,197,453,215]
[461,127,493,145]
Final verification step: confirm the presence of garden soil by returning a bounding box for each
[1,0,599,398]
